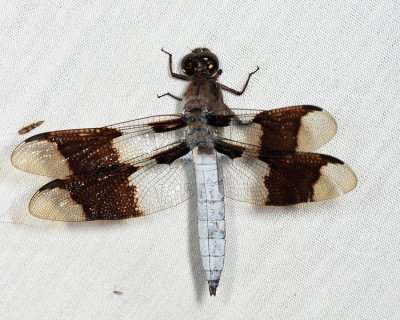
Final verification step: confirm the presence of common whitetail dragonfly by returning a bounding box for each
[11,48,357,296]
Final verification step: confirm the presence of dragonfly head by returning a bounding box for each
[181,48,220,77]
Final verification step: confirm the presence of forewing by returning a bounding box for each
[29,144,195,221]
[208,105,337,152]
[216,139,357,206]
[12,114,187,178]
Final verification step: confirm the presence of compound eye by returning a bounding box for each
[201,54,219,74]
[181,57,195,75]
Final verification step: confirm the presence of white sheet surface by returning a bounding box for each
[1,1,399,319]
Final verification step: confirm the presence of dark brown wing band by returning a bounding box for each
[208,105,337,152]
[30,165,142,221]
[12,116,188,178]
[28,141,193,221]
[215,139,357,206]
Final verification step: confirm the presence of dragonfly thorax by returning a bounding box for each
[184,109,214,150]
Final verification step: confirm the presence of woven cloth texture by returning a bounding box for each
[1,1,399,319]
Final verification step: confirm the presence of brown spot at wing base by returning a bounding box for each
[148,118,187,133]
[214,139,244,159]
[152,141,190,164]
[206,113,235,127]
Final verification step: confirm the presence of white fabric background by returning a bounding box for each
[1,1,399,319]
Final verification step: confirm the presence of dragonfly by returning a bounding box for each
[11,48,357,296]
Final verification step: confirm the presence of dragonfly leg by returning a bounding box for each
[157,92,182,101]
[219,66,259,95]
[161,48,191,81]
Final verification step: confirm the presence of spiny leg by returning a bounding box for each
[157,92,182,101]
[219,66,260,95]
[161,48,190,81]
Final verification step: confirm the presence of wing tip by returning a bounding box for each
[11,142,24,169]
[297,107,338,152]
[11,137,71,177]
[302,105,323,112]
[341,164,358,194]
[313,162,357,202]
[29,183,87,221]
[24,132,50,143]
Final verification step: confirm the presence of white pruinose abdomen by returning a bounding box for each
[192,146,225,296]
